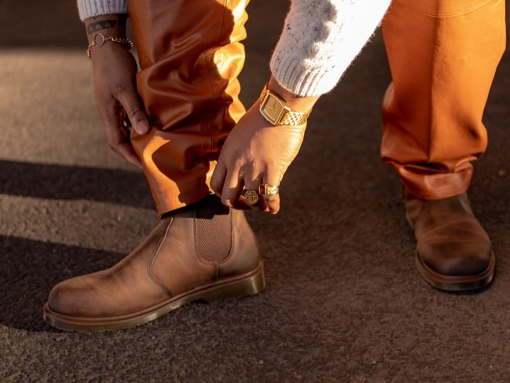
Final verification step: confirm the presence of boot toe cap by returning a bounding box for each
[47,276,97,317]
[418,241,492,277]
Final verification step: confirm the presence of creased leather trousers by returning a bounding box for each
[128,0,505,216]
[128,0,249,216]
[382,0,506,200]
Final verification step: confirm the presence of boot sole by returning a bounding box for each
[43,262,265,332]
[415,251,495,292]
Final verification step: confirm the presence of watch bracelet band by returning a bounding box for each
[258,84,311,126]
[279,109,310,125]
[87,33,134,59]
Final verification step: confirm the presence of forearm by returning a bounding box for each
[270,0,392,97]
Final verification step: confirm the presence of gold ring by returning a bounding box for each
[258,184,279,197]
[243,190,260,206]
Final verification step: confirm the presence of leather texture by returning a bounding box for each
[127,0,506,214]
[127,0,250,216]
[45,195,262,325]
[405,191,494,290]
[381,0,506,200]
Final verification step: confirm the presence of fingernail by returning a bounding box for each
[135,121,149,134]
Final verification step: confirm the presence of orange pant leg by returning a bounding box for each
[127,0,249,216]
[381,0,506,199]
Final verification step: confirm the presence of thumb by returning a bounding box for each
[116,85,150,135]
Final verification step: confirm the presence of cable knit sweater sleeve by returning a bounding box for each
[270,0,391,97]
[78,0,390,97]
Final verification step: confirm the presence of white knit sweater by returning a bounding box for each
[78,0,390,97]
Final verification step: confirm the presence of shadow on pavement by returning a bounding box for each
[0,235,124,332]
[0,160,156,210]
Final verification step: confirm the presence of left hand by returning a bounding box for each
[210,103,306,214]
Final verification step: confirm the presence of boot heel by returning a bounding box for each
[199,267,266,303]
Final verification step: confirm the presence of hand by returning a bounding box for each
[90,38,150,168]
[210,103,306,214]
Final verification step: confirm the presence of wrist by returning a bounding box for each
[258,83,312,126]
[85,14,128,42]
[267,76,319,113]
[86,33,134,59]
[85,15,132,59]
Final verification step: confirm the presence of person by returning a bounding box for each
[42,0,505,331]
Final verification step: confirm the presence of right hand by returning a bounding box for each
[211,103,306,214]
[90,42,150,168]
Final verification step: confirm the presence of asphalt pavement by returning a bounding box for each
[1,1,510,382]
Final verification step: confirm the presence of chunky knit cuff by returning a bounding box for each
[270,0,391,97]
[270,55,350,97]
[77,0,128,21]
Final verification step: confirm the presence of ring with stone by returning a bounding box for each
[258,184,279,197]
[243,189,260,206]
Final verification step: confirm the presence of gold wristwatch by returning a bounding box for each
[259,84,312,126]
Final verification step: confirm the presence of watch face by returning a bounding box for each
[260,93,284,125]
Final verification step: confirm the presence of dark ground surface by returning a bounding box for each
[1,1,510,382]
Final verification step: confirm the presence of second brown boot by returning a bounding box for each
[405,192,495,291]
[43,195,265,331]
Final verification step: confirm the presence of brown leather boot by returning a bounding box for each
[405,192,495,291]
[43,195,265,331]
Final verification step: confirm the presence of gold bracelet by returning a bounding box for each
[86,32,134,59]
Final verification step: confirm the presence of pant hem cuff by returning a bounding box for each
[155,188,212,217]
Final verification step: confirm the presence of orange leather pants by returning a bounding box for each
[128,0,249,216]
[382,0,506,200]
[129,0,505,215]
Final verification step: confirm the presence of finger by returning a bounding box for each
[210,161,227,197]
[243,172,263,210]
[221,167,243,208]
[232,199,252,210]
[258,197,270,213]
[100,105,143,169]
[261,171,281,214]
[110,141,143,169]
[116,82,150,135]
[107,126,142,169]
